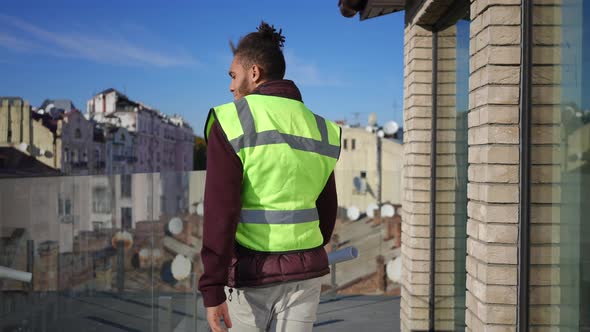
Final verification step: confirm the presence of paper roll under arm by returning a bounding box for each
[327,246,359,265]
[0,266,32,283]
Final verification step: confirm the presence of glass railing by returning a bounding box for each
[0,170,402,331]
[0,172,207,331]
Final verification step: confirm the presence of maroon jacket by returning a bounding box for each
[198,80,338,307]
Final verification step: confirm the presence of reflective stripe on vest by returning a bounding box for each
[240,208,319,224]
[226,98,340,159]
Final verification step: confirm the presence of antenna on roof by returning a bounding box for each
[368,112,377,127]
[352,112,360,127]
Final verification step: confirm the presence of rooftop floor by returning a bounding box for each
[0,292,400,331]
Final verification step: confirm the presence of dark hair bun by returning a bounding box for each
[257,21,285,48]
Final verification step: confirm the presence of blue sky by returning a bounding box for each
[0,0,405,135]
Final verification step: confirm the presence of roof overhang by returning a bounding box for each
[339,0,405,21]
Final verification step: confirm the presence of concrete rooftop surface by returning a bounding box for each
[0,292,400,331]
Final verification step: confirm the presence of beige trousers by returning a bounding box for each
[224,277,322,332]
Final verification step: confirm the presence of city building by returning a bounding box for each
[335,126,403,211]
[339,0,590,330]
[87,88,194,173]
[100,124,136,175]
[52,106,99,176]
[0,97,62,177]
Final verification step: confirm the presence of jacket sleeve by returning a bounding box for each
[198,120,243,307]
[316,172,338,246]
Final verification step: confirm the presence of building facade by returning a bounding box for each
[335,127,404,211]
[340,0,590,330]
[1,98,62,177]
[87,88,194,174]
[57,109,99,176]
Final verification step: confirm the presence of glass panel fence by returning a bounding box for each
[1,169,404,331]
[0,171,207,331]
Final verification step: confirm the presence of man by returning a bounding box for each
[199,21,341,332]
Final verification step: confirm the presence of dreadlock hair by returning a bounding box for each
[230,21,286,80]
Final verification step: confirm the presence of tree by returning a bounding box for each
[193,136,207,170]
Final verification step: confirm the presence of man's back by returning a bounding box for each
[199,22,341,332]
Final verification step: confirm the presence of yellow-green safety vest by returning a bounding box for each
[204,94,341,252]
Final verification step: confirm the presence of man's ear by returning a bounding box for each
[250,64,263,84]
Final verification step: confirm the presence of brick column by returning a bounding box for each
[401,23,434,332]
[466,1,522,330]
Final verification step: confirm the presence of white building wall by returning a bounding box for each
[334,127,403,213]
[0,176,95,253]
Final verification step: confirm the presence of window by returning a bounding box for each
[92,221,103,232]
[121,207,132,230]
[343,139,348,150]
[57,193,72,216]
[432,19,470,330]
[528,2,590,329]
[92,187,111,213]
[121,174,132,198]
[75,128,81,139]
[351,139,356,150]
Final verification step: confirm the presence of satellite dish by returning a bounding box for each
[365,125,374,133]
[377,130,385,138]
[111,231,133,249]
[386,256,402,283]
[347,206,360,221]
[196,202,204,216]
[381,204,395,217]
[18,142,28,152]
[171,254,192,281]
[366,203,379,218]
[383,121,399,135]
[353,177,366,193]
[368,112,377,126]
[168,217,183,235]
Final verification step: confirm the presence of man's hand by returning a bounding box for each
[206,302,233,332]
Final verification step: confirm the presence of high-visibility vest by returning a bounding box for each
[205,94,341,252]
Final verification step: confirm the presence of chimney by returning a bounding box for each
[376,255,386,292]
[372,208,381,226]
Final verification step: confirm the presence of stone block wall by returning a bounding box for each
[401,23,434,332]
[466,1,522,330]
